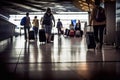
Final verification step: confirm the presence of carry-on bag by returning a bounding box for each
[75,30,81,37]
[64,29,69,36]
[29,30,35,40]
[86,26,96,49]
[69,29,75,37]
[51,33,54,41]
[80,30,83,37]
[39,29,46,42]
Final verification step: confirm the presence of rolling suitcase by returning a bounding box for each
[80,30,83,37]
[64,29,69,36]
[86,27,96,49]
[29,30,35,40]
[39,29,46,42]
[51,33,54,41]
[69,29,75,37]
[75,30,81,37]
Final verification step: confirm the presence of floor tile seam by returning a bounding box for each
[13,48,23,73]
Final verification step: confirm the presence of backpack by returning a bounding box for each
[95,7,106,22]
[42,13,52,25]
[20,17,26,26]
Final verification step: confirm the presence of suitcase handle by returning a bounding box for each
[86,25,93,32]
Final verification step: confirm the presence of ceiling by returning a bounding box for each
[0,0,115,18]
[0,0,82,17]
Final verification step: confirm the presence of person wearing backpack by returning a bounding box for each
[90,0,106,50]
[42,7,55,43]
[20,12,31,41]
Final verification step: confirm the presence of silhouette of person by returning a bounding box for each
[23,12,31,40]
[90,0,106,50]
[69,20,74,30]
[42,7,55,43]
[56,18,63,35]
[32,16,39,39]
[75,20,81,31]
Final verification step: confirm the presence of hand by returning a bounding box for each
[89,24,93,26]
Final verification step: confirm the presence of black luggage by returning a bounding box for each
[39,29,46,42]
[86,32,96,49]
[64,29,69,36]
[51,33,54,41]
[80,30,83,37]
[29,30,35,40]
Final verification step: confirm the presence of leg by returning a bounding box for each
[57,28,59,35]
[99,26,105,49]
[44,25,49,43]
[27,27,30,39]
[48,34,51,42]
[36,27,38,39]
[24,27,27,40]
[60,28,63,35]
[46,33,49,42]
[34,27,38,39]
[48,27,52,42]
[93,26,99,43]
[58,28,61,36]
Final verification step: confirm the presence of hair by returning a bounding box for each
[46,7,51,13]
[95,0,101,6]
[35,16,37,18]
[26,12,29,16]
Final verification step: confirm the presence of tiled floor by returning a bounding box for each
[0,34,120,80]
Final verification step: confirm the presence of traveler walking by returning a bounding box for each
[32,16,39,39]
[75,20,81,31]
[42,7,55,43]
[56,18,63,35]
[90,0,106,50]
[20,12,31,41]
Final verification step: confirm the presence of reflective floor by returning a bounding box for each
[0,34,120,80]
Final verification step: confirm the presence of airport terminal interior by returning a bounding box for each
[0,0,120,80]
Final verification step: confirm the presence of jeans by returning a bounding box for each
[33,27,38,39]
[24,26,30,40]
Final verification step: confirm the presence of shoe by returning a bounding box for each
[96,43,100,49]
[46,40,51,43]
[47,41,50,43]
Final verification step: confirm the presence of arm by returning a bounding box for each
[52,14,55,27]
[60,21,63,28]
[89,9,94,26]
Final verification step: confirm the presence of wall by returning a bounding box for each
[104,1,116,45]
[115,0,120,48]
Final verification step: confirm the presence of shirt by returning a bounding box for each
[32,18,39,27]
[90,6,106,26]
[56,21,62,28]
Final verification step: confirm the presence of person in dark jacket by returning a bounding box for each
[42,7,55,43]
[23,12,31,41]
[75,20,81,31]
[56,18,63,35]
